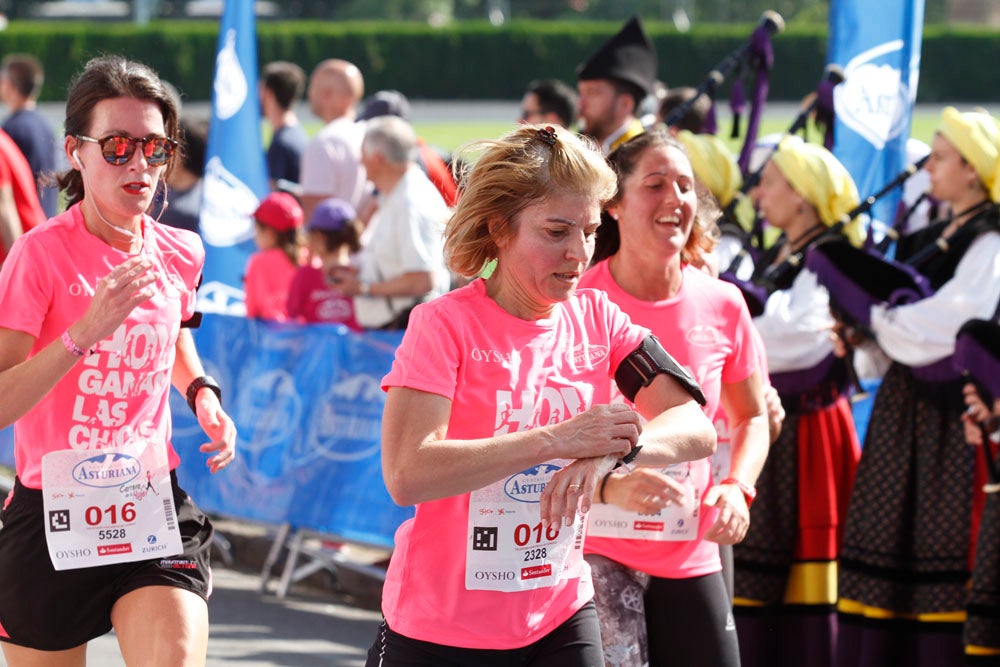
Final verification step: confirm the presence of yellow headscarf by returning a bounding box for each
[675,130,743,208]
[938,106,1000,203]
[770,135,863,247]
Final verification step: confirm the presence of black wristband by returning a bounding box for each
[598,470,614,504]
[186,375,221,415]
[621,444,643,465]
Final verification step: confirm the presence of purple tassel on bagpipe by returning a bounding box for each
[703,94,719,136]
[814,78,837,150]
[730,79,747,139]
[736,23,775,174]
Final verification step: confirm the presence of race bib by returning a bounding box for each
[587,463,700,541]
[710,415,732,485]
[466,462,585,592]
[41,441,181,571]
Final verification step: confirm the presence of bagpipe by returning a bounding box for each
[663,10,784,174]
[805,194,995,330]
[805,195,998,385]
[871,188,939,255]
[717,149,926,323]
[718,64,847,309]
[953,318,1000,491]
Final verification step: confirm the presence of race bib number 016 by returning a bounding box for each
[466,462,585,592]
[41,441,181,571]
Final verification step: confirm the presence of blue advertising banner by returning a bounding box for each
[170,316,411,548]
[0,427,11,470]
[197,0,269,316]
[0,320,411,548]
[827,0,925,234]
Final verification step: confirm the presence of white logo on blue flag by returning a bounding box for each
[201,156,258,247]
[214,29,248,121]
[198,0,270,316]
[828,0,925,231]
[835,40,919,150]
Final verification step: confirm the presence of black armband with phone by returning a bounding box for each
[615,335,707,406]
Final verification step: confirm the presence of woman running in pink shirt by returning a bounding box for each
[365,125,717,666]
[0,56,236,666]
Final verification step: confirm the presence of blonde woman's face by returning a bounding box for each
[494,191,601,312]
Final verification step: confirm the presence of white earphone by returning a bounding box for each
[72,149,83,171]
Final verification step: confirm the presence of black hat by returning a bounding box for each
[357,89,411,122]
[576,15,657,97]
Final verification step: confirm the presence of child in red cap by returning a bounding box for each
[244,191,303,320]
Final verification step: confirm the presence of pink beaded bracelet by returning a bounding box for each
[61,330,97,357]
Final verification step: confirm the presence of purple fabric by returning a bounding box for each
[737,24,775,173]
[815,79,837,150]
[805,242,933,328]
[736,610,837,667]
[910,355,961,383]
[769,353,836,396]
[836,618,964,667]
[720,271,767,317]
[730,79,747,139]
[806,250,879,328]
[954,322,1000,397]
[704,96,719,136]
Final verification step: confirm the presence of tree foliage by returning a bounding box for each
[1,0,951,23]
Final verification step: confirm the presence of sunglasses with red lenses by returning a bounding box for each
[75,134,179,167]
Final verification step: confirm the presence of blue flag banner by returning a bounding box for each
[827,0,925,233]
[0,320,411,548]
[0,427,11,471]
[198,0,269,316]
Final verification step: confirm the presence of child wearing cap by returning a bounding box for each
[245,191,303,321]
[286,198,363,329]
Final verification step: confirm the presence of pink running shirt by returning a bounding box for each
[244,247,296,321]
[380,279,648,649]
[0,204,203,489]
[579,260,758,578]
[286,264,361,330]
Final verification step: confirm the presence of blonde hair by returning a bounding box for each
[445,125,617,278]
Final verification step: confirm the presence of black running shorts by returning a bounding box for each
[0,471,214,651]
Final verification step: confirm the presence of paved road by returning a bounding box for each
[0,565,383,666]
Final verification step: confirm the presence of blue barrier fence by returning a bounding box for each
[0,316,884,544]
[0,315,412,549]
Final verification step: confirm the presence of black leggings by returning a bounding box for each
[365,601,604,667]
[645,572,741,667]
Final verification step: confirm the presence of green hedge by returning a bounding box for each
[2,20,997,103]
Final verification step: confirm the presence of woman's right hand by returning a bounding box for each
[601,467,685,515]
[70,256,159,349]
[545,403,640,461]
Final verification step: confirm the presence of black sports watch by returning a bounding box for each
[186,375,222,415]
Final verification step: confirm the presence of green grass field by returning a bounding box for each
[410,113,941,155]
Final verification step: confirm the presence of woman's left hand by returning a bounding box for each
[539,454,617,531]
[701,483,750,545]
[194,389,237,473]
